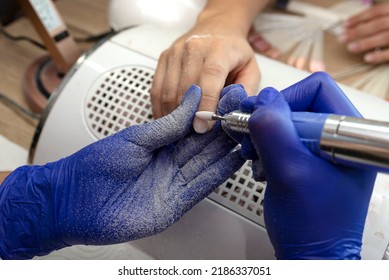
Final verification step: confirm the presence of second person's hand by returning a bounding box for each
[339,3,389,64]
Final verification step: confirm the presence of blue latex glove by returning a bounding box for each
[244,72,377,259]
[218,85,266,180]
[0,85,246,259]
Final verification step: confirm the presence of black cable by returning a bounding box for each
[75,29,114,43]
[0,92,41,120]
[0,26,46,50]
[35,58,53,99]
[1,26,114,48]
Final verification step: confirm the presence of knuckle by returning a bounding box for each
[160,44,183,64]
[202,93,219,103]
[169,44,183,58]
[159,49,170,61]
[183,38,199,52]
[202,62,226,78]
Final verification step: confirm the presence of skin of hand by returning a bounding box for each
[150,0,270,133]
[0,85,246,260]
[236,72,377,259]
[0,173,10,184]
[339,3,389,64]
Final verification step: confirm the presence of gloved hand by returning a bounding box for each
[0,85,246,260]
[243,72,377,259]
[220,88,266,181]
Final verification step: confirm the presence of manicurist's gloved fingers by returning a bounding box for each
[281,72,361,117]
[217,84,250,144]
[173,126,226,168]
[178,129,240,183]
[248,88,305,183]
[177,143,245,212]
[227,90,266,178]
[124,84,201,150]
[218,88,259,161]
[174,83,247,197]
[249,84,376,260]
[217,84,249,115]
[239,95,257,113]
[174,83,247,168]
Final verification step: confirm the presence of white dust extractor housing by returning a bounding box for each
[30,25,389,259]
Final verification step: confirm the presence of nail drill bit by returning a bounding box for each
[196,111,250,133]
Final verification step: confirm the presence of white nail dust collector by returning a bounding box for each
[108,0,206,31]
[30,25,389,260]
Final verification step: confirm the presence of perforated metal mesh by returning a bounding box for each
[84,65,266,227]
[209,161,266,226]
[85,66,154,139]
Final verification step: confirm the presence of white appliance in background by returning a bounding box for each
[108,0,206,31]
[30,25,389,260]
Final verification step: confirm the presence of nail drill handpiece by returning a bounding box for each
[196,110,389,173]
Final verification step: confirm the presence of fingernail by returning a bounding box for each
[309,61,326,72]
[364,53,374,63]
[337,34,347,43]
[193,117,210,133]
[252,39,271,52]
[347,42,359,52]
